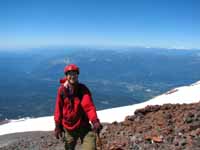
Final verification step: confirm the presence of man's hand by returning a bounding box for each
[54,124,64,139]
[92,119,103,134]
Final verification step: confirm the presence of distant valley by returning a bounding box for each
[1,47,200,120]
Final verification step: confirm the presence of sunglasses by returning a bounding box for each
[65,71,78,76]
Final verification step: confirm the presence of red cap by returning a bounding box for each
[64,64,79,74]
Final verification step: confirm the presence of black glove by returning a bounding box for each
[54,124,64,139]
[92,119,103,134]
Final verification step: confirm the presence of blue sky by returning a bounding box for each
[0,0,199,49]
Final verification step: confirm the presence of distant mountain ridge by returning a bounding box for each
[1,47,200,120]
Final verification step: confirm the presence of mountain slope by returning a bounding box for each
[0,80,200,149]
[100,101,200,150]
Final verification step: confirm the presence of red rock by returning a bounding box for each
[152,136,163,143]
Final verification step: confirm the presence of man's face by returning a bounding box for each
[66,71,78,85]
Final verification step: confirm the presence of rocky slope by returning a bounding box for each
[0,101,200,150]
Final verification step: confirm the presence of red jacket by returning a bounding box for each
[54,79,99,130]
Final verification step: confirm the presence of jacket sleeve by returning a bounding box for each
[81,86,99,122]
[54,86,63,125]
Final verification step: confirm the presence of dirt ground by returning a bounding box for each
[0,101,200,150]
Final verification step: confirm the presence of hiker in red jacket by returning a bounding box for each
[54,64,102,150]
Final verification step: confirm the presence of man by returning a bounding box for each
[54,64,102,150]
